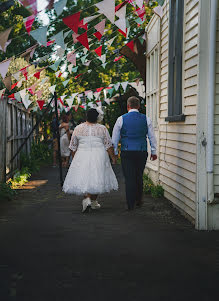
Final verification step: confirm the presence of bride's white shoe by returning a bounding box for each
[91,200,101,210]
[82,197,91,213]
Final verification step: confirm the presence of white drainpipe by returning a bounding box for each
[207,0,218,203]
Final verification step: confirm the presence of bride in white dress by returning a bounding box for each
[62,108,118,212]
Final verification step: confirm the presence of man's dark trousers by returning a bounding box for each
[121,151,148,209]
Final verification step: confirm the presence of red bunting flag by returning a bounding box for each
[93,31,102,41]
[118,28,127,37]
[37,100,45,110]
[126,40,134,52]
[78,19,88,31]
[20,66,29,80]
[24,15,35,35]
[74,73,83,79]
[77,32,89,50]
[115,1,126,11]
[34,71,41,79]
[94,45,102,57]
[46,40,55,46]
[8,93,15,98]
[114,55,124,62]
[136,6,145,21]
[63,12,81,33]
[11,82,19,90]
[96,87,104,92]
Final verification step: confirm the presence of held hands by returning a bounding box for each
[112,155,117,165]
[150,154,157,161]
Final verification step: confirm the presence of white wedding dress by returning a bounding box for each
[62,123,118,195]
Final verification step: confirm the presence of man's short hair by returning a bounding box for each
[127,96,140,109]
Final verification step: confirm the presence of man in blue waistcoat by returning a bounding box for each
[112,96,157,210]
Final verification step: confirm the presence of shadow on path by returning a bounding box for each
[0,165,218,301]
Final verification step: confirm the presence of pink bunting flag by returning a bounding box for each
[27,83,37,95]
[72,32,79,43]
[37,100,45,110]
[94,19,106,36]
[36,90,43,98]
[67,51,76,65]
[77,32,89,50]
[23,15,35,35]
[135,6,145,21]
[63,12,81,34]
[94,45,102,57]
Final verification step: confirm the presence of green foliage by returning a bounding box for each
[143,174,164,198]
[0,182,17,201]
[20,141,52,173]
[9,168,31,188]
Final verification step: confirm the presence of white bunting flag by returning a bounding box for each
[49,85,56,95]
[22,94,32,109]
[99,54,106,64]
[14,91,21,101]
[19,88,26,103]
[106,36,115,47]
[68,63,73,73]
[95,0,115,24]
[114,82,120,91]
[30,26,47,46]
[54,0,67,16]
[115,18,126,33]
[94,91,101,100]
[12,71,20,81]
[0,60,11,79]
[77,96,81,104]
[84,14,101,24]
[63,79,70,87]
[115,4,126,19]
[65,97,74,108]
[17,79,23,88]
[87,91,93,100]
[56,47,65,58]
[121,81,129,91]
[60,95,66,101]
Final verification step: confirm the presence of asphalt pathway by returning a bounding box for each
[0,165,218,301]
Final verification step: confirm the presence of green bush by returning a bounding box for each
[0,182,17,201]
[143,173,164,198]
[10,168,31,188]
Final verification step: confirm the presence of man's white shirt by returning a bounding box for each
[112,109,157,155]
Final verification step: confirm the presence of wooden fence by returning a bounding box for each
[0,97,36,182]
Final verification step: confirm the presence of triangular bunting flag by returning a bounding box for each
[67,51,76,65]
[0,27,12,51]
[60,95,66,101]
[81,54,88,64]
[102,62,107,69]
[84,60,91,67]
[0,39,11,52]
[87,91,93,100]
[34,71,41,79]
[17,79,23,88]
[30,26,47,46]
[136,0,144,8]
[11,82,18,90]
[94,91,101,99]
[72,32,79,43]
[27,83,37,95]
[114,82,120,91]
[99,54,106,64]
[36,90,43,98]
[121,81,129,91]
[115,4,126,19]
[94,45,102,57]
[65,97,74,108]
[68,63,73,73]
[63,12,81,33]
[64,30,71,38]
[126,40,135,52]
[54,0,67,16]
[12,71,20,81]
[108,88,114,97]
[19,88,26,103]
[37,100,45,110]
[84,14,101,24]
[14,91,21,102]
[51,30,65,50]
[3,76,11,91]
[95,0,115,24]
[22,94,32,109]
[63,79,70,87]
[72,93,78,101]
[106,36,116,47]
[77,32,89,50]
[72,66,78,73]
[56,47,65,58]
[0,60,11,79]
[94,32,102,41]
[49,85,56,95]
[115,18,126,33]
[23,15,35,35]
[114,55,124,62]
[94,19,106,36]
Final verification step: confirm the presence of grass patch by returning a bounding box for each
[143,173,164,198]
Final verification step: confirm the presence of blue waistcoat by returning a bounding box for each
[121,111,148,151]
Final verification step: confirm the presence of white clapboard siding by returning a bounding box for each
[157,0,199,221]
[214,6,219,193]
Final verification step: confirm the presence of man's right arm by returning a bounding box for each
[112,116,123,155]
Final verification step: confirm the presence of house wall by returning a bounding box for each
[214,5,219,194]
[146,0,200,222]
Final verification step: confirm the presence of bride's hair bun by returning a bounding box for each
[86,108,99,123]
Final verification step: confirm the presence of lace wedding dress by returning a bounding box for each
[62,123,118,195]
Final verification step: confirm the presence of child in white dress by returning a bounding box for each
[62,108,118,212]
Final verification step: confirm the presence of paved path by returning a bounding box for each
[0,165,219,301]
